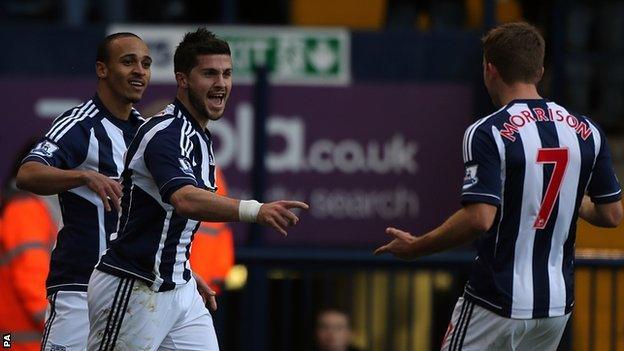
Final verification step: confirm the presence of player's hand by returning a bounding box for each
[374,227,420,260]
[257,200,309,236]
[80,170,122,212]
[194,273,217,311]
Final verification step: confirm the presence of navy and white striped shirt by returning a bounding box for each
[460,99,621,319]
[97,99,217,292]
[23,95,143,295]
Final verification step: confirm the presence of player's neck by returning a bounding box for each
[496,82,542,106]
[176,92,209,129]
[97,86,132,121]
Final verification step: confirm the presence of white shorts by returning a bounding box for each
[87,269,218,351]
[41,290,90,351]
[441,297,570,351]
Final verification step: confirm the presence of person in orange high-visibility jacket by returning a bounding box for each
[0,188,57,351]
[189,167,234,294]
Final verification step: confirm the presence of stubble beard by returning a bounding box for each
[188,88,211,121]
[187,88,225,121]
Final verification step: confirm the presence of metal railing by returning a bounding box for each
[211,248,624,351]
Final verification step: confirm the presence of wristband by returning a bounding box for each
[239,200,263,222]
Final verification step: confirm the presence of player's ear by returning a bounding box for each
[485,62,500,79]
[96,61,108,79]
[175,72,189,89]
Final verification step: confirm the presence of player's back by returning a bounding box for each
[460,99,621,319]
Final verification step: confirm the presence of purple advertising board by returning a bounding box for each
[1,79,472,248]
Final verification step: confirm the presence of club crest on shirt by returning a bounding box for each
[31,140,59,157]
[462,165,478,190]
[179,157,195,176]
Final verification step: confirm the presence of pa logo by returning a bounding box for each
[2,333,10,348]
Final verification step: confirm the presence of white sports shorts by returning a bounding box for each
[41,290,90,351]
[441,297,570,351]
[87,269,218,351]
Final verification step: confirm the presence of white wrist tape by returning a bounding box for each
[239,200,263,223]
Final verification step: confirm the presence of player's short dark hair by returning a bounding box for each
[174,28,231,75]
[482,22,545,85]
[96,32,142,63]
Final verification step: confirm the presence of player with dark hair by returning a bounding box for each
[16,32,151,350]
[375,22,622,350]
[87,28,308,350]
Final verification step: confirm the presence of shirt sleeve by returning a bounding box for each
[22,111,91,169]
[144,124,198,203]
[460,124,502,206]
[587,125,622,204]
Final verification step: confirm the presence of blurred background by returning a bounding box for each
[1,0,623,350]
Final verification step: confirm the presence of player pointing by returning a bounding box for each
[87,28,308,350]
[375,22,622,350]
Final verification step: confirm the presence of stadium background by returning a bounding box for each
[1,0,623,350]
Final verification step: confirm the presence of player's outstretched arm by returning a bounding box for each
[578,195,623,228]
[170,185,309,236]
[374,202,497,260]
[17,161,122,212]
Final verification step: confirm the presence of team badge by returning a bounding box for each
[179,157,195,176]
[462,165,478,190]
[31,140,59,157]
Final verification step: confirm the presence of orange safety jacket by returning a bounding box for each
[189,168,234,295]
[0,193,56,351]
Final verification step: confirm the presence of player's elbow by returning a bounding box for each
[172,196,196,218]
[465,203,497,232]
[170,187,199,219]
[603,203,623,228]
[471,216,494,232]
[15,163,35,192]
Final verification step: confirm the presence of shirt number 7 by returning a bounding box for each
[534,147,569,229]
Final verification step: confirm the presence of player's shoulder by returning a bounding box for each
[137,107,190,147]
[45,98,100,142]
[139,104,179,131]
[547,101,604,135]
[51,98,100,126]
[476,105,511,128]
[464,105,509,142]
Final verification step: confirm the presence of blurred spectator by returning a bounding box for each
[189,167,235,295]
[0,142,57,351]
[314,308,364,351]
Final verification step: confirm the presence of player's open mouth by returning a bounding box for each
[207,92,225,106]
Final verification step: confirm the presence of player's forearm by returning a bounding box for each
[171,185,242,222]
[16,162,86,195]
[415,209,483,256]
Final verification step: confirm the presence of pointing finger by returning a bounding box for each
[281,201,309,210]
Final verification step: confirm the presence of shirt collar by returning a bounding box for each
[173,98,208,135]
[92,93,142,128]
